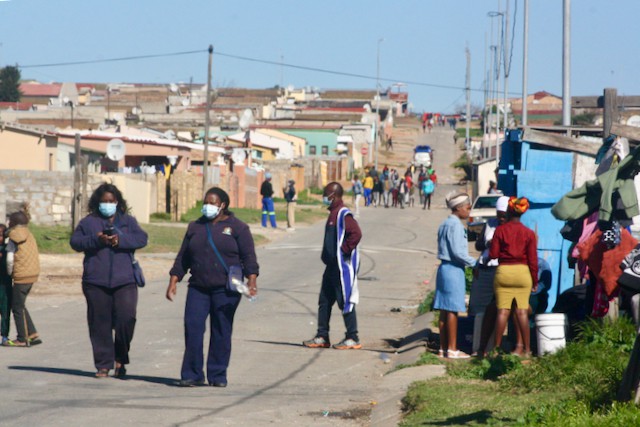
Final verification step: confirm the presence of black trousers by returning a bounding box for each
[12,283,36,342]
[316,264,358,341]
[83,283,138,370]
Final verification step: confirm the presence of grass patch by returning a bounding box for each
[31,224,75,254]
[395,351,444,371]
[150,212,172,222]
[401,317,640,426]
[455,128,483,138]
[181,201,325,224]
[418,290,435,315]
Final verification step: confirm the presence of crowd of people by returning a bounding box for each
[350,163,438,214]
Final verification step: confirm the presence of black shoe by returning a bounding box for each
[114,365,127,379]
[178,379,205,387]
[209,381,228,387]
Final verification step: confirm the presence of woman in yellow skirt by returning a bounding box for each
[489,197,538,356]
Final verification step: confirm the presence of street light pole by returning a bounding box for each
[374,38,384,171]
[202,44,213,191]
[522,0,529,126]
[562,0,571,127]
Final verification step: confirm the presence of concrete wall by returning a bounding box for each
[0,127,58,171]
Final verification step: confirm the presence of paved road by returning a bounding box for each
[0,125,465,426]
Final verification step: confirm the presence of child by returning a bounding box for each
[0,224,12,344]
[3,211,41,347]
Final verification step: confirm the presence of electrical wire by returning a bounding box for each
[19,47,523,96]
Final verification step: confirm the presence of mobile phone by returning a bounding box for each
[103,225,115,236]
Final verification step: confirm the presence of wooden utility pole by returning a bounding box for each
[202,44,213,191]
[603,88,618,139]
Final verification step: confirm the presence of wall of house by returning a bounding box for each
[0,129,57,171]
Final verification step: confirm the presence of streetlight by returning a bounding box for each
[488,10,504,165]
[374,37,384,171]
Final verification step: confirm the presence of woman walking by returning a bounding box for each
[489,197,538,356]
[166,187,259,387]
[3,211,41,347]
[70,183,148,377]
[433,192,477,358]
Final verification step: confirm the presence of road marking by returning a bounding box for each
[266,244,435,255]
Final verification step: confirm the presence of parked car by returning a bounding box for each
[467,194,502,241]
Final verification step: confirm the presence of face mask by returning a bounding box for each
[201,204,221,219]
[99,203,117,217]
[322,197,332,206]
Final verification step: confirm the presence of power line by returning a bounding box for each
[19,47,523,96]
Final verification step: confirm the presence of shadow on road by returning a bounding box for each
[9,365,176,385]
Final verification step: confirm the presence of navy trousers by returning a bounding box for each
[316,264,359,342]
[181,286,241,384]
[83,283,138,369]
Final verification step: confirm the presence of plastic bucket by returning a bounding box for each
[535,313,567,356]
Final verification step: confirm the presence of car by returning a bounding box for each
[413,145,433,167]
[467,194,502,241]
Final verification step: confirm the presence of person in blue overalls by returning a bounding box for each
[166,187,259,387]
[260,172,277,228]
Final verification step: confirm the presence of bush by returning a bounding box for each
[451,154,472,181]
[150,212,172,222]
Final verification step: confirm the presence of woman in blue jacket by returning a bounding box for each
[70,183,148,378]
[166,187,259,388]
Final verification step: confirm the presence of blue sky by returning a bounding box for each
[2,0,638,113]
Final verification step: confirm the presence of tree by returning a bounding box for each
[0,66,21,102]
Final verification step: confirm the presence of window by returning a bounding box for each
[309,146,317,155]
[321,145,328,155]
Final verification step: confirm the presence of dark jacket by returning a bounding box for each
[70,212,148,288]
[260,181,274,198]
[170,214,259,289]
[284,184,296,203]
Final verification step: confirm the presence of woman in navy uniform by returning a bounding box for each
[166,187,259,387]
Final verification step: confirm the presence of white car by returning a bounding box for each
[467,194,502,241]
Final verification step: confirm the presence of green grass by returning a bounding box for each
[418,290,435,315]
[400,317,640,426]
[150,212,172,222]
[455,128,483,138]
[31,223,266,254]
[181,201,326,224]
[395,351,444,371]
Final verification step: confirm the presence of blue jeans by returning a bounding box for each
[261,197,277,228]
[181,286,241,384]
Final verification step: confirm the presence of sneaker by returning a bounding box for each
[303,336,330,348]
[333,338,362,350]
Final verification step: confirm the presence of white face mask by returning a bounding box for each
[201,204,221,219]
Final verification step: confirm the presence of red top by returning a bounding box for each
[489,221,538,287]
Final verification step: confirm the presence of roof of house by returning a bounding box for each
[533,91,560,100]
[0,102,33,111]
[20,83,62,97]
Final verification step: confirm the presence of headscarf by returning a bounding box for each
[508,196,530,215]
[446,191,470,210]
[496,196,510,213]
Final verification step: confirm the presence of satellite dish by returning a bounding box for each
[132,107,141,115]
[106,139,126,161]
[626,115,640,127]
[181,98,189,107]
[169,83,179,93]
[238,109,254,130]
[231,148,247,164]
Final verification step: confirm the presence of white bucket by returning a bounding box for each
[535,313,567,356]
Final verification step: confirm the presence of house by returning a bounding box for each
[227,130,294,161]
[510,91,563,125]
[19,82,79,107]
[255,129,306,158]
[277,128,340,156]
[0,122,58,171]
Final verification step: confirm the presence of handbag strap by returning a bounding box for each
[205,223,229,273]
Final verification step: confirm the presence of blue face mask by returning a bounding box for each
[322,196,332,206]
[99,203,117,217]
[201,204,221,219]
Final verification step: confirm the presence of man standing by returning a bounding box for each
[303,182,363,350]
[260,172,277,228]
[283,179,296,231]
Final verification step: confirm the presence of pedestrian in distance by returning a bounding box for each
[382,169,391,208]
[363,172,374,207]
[351,175,363,216]
[489,197,538,357]
[167,187,259,387]
[386,137,393,151]
[283,179,297,231]
[260,172,277,228]
[421,177,435,210]
[373,176,383,208]
[70,183,148,377]
[434,192,477,359]
[2,210,41,348]
[303,182,363,350]
[0,224,12,345]
[488,181,499,194]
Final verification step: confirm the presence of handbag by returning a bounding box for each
[131,253,145,287]
[205,223,245,294]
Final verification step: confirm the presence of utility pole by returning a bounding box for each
[202,44,213,191]
[562,0,571,126]
[465,46,471,150]
[72,133,82,232]
[374,38,384,171]
[522,0,529,126]
[503,0,510,130]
